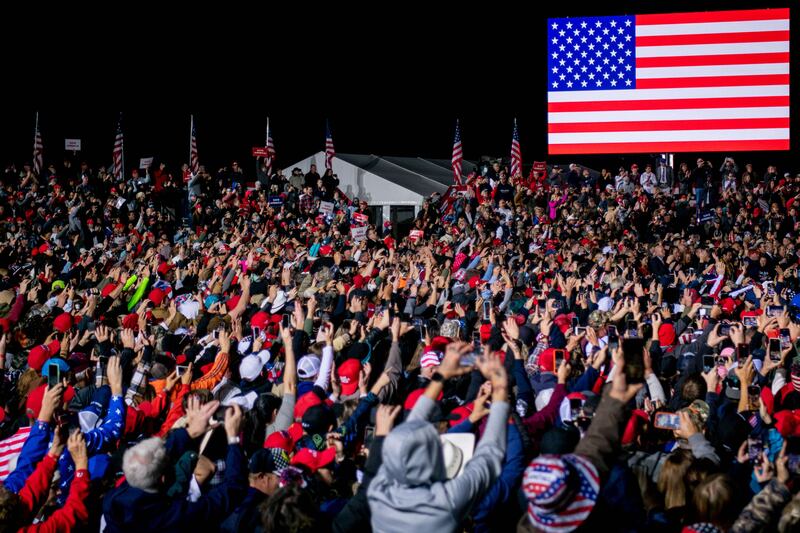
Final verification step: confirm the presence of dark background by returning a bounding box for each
[0,0,795,176]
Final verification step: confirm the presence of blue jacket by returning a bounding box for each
[103,442,248,532]
[4,420,51,493]
[220,487,266,533]
[57,394,126,506]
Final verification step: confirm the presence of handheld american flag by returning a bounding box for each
[112,113,124,180]
[510,118,522,177]
[452,120,463,185]
[547,8,790,154]
[32,113,43,176]
[325,120,335,170]
[265,117,276,176]
[190,115,199,174]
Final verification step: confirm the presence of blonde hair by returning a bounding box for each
[657,449,693,509]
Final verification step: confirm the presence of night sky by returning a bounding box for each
[1,0,795,176]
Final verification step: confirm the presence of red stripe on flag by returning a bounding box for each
[636,74,789,89]
[549,139,789,154]
[636,52,789,68]
[636,30,789,47]
[548,95,789,112]
[548,117,789,133]
[636,8,789,25]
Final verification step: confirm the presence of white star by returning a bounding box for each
[567,51,573,58]
[602,43,609,49]
[588,43,595,50]
[596,80,603,87]
[625,50,632,57]
[581,80,588,87]
[551,37,558,44]
[618,57,624,63]
[566,66,573,73]
[559,30,566,37]
[624,19,632,26]
[625,79,632,86]
[610,35,617,42]
[559,44,565,51]
[580,21,587,28]
[588,58,595,64]
[618,42,624,49]
[566,81,573,87]
[581,36,587,43]
[595,20,602,27]
[618,72,625,78]
[603,72,610,79]
[603,58,610,64]
[574,72,581,79]
[559,74,566,80]
[625,64,632,71]
[552,67,559,73]
[602,27,610,35]
[574,44,580,50]
[610,20,617,27]
[610,64,617,71]
[596,50,602,57]
[552,52,558,59]
[559,59,566,66]
[574,29,580,36]
[610,50,617,57]
[595,35,602,42]
[566,36,573,43]
[566,21,573,29]
[116,408,121,415]
[588,28,595,36]
[581,51,587,58]
[588,73,595,79]
[574,58,580,65]
[596,65,602,71]
[611,79,617,86]
[552,22,559,29]
[617,27,624,34]
[552,81,559,88]
[581,65,588,72]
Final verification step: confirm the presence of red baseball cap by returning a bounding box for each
[101,283,118,299]
[294,392,323,420]
[404,387,443,410]
[250,311,270,331]
[337,358,362,396]
[290,447,336,473]
[148,289,166,306]
[264,423,304,452]
[53,312,74,333]
[157,263,174,276]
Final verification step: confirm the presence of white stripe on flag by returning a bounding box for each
[636,41,789,58]
[635,19,789,37]
[549,128,789,144]
[636,62,789,79]
[548,106,789,123]
[547,84,789,102]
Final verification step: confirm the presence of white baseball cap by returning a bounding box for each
[297,355,321,379]
[239,349,271,382]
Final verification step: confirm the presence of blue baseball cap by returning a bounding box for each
[41,358,70,377]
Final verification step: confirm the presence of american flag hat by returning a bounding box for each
[452,269,467,282]
[523,454,599,532]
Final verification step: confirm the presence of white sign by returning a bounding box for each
[65,139,82,151]
[139,157,154,169]
[351,226,368,242]
[115,197,126,209]
[319,201,334,216]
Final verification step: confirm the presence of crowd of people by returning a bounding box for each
[0,150,799,532]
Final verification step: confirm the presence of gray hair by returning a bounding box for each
[122,437,168,492]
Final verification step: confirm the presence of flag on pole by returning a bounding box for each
[189,115,199,174]
[451,120,463,185]
[325,120,335,170]
[265,117,275,176]
[547,9,790,154]
[32,113,43,175]
[510,118,522,177]
[112,113,124,180]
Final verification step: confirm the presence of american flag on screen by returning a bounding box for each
[112,114,124,179]
[452,120,463,185]
[325,120,335,170]
[190,115,199,174]
[510,118,522,177]
[32,113,43,175]
[547,8,790,154]
[265,117,275,176]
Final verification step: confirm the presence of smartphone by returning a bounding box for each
[622,338,645,383]
[654,412,681,430]
[575,326,587,336]
[553,349,567,368]
[607,332,619,353]
[737,343,750,362]
[482,301,491,321]
[364,425,375,446]
[626,320,638,338]
[282,314,291,329]
[552,300,563,310]
[748,385,761,411]
[607,325,617,337]
[213,328,220,340]
[252,326,261,339]
[769,338,782,361]
[718,322,731,336]
[748,437,765,464]
[699,306,709,317]
[571,317,579,334]
[48,363,61,389]
[743,316,757,328]
[788,454,800,474]
[460,353,477,367]
[767,305,784,317]
[569,398,582,420]
[472,330,482,351]
[702,355,715,372]
[780,328,791,350]
[176,365,189,377]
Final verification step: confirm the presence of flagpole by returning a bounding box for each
[265,116,270,147]
[33,112,39,173]
[189,114,194,168]
[120,113,125,181]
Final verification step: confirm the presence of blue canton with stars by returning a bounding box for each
[548,15,636,91]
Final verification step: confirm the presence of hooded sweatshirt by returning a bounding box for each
[367,394,509,533]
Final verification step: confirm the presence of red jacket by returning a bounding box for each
[17,454,89,532]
